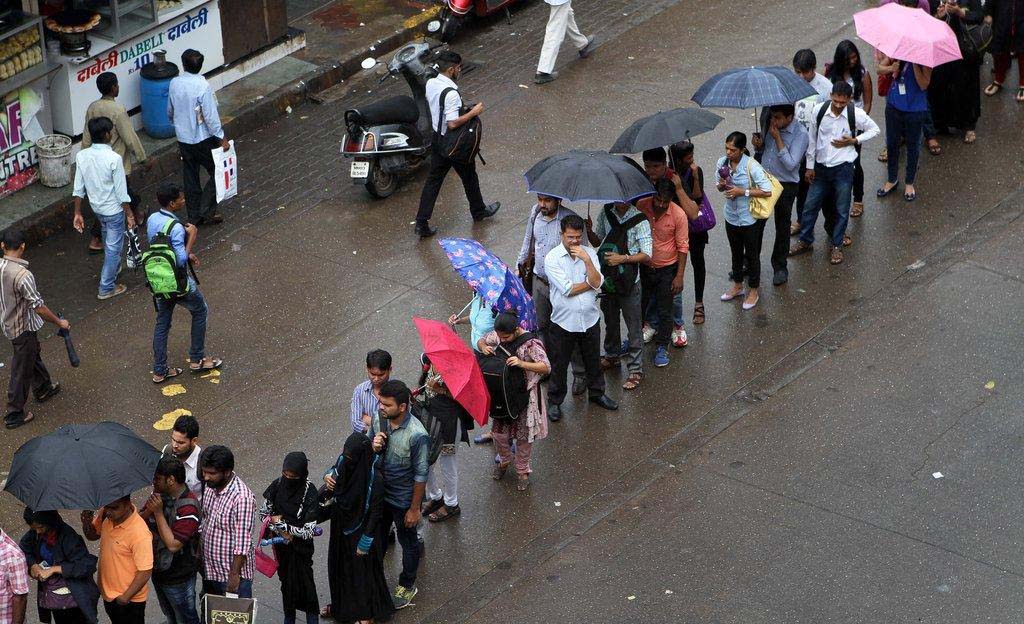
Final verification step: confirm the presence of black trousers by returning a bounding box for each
[5,331,52,425]
[688,230,708,302]
[771,182,800,272]
[547,321,604,405]
[179,137,221,224]
[416,145,487,225]
[641,263,678,347]
[726,220,767,289]
[103,600,146,624]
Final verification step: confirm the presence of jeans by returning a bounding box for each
[885,105,927,186]
[725,220,766,289]
[201,578,253,599]
[103,600,145,624]
[5,331,53,425]
[152,281,207,376]
[600,283,643,375]
[644,292,685,329]
[179,137,220,223]
[155,578,200,624]
[771,182,800,272]
[546,321,604,405]
[640,264,678,347]
[416,144,487,225]
[799,162,854,249]
[97,212,125,295]
[380,503,422,589]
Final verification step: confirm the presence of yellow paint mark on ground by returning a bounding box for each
[403,5,440,29]
[161,383,187,397]
[154,408,192,430]
[201,369,221,382]
[984,381,996,390]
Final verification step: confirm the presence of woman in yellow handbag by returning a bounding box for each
[716,132,777,311]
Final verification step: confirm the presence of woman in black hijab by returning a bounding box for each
[318,432,394,623]
[260,452,320,624]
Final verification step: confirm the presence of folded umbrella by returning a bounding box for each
[691,65,818,109]
[6,422,161,511]
[854,3,961,68]
[413,317,490,426]
[525,150,654,204]
[438,238,537,332]
[610,108,724,154]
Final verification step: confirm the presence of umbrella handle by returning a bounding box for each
[451,300,473,324]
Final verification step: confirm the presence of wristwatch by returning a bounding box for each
[744,189,750,198]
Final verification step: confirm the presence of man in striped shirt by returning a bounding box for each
[349,349,392,433]
[198,446,255,598]
[0,230,67,430]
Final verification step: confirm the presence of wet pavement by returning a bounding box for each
[2,0,1024,622]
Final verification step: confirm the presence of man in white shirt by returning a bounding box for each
[72,116,134,300]
[790,48,834,237]
[163,414,203,495]
[414,50,499,238]
[790,81,880,266]
[543,214,618,421]
[535,0,595,84]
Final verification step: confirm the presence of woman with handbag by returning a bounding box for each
[983,0,1024,102]
[929,0,985,144]
[670,141,714,325]
[260,452,320,624]
[19,509,100,624]
[716,132,773,311]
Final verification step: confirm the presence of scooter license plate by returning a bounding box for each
[350,161,370,179]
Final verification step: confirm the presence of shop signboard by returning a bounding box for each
[0,86,45,200]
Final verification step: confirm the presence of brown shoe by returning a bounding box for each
[97,284,128,300]
[492,462,510,481]
[851,202,864,218]
[830,246,844,265]
[789,221,800,236]
[843,234,853,247]
[788,241,813,257]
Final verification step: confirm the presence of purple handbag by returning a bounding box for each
[684,169,717,233]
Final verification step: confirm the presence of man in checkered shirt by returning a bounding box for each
[0,528,28,624]
[197,446,255,597]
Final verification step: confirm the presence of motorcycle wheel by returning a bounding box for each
[365,164,398,199]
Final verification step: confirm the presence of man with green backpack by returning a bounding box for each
[144,181,223,384]
[586,202,652,391]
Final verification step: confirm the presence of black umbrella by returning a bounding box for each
[610,108,724,154]
[5,422,161,511]
[524,150,654,204]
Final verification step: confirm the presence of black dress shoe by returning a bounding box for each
[534,72,556,84]
[571,376,587,396]
[578,35,596,58]
[589,395,618,411]
[772,269,788,286]
[473,202,500,222]
[415,223,437,238]
[547,404,562,422]
[35,382,60,403]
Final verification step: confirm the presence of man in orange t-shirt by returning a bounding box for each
[81,497,153,624]
[636,179,689,368]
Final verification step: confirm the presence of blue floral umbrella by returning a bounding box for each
[439,238,538,331]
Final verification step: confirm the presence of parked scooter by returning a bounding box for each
[436,0,522,42]
[341,41,442,198]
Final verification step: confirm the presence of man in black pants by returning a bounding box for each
[167,49,230,225]
[414,50,499,238]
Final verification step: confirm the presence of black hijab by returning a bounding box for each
[264,451,309,522]
[333,432,375,531]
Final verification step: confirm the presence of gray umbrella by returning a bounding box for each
[524,150,654,204]
[610,108,724,154]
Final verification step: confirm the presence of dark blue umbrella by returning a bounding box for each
[525,150,654,204]
[439,238,538,331]
[610,108,724,154]
[691,66,818,109]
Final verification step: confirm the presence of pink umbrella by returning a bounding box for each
[854,3,962,68]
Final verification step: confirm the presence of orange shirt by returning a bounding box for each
[636,198,689,268]
[93,508,153,602]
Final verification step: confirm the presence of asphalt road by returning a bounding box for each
[2,0,1024,622]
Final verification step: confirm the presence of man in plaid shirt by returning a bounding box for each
[198,446,255,597]
[0,528,28,624]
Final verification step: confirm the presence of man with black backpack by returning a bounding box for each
[586,202,652,391]
[145,181,223,383]
[414,50,500,238]
[142,456,201,624]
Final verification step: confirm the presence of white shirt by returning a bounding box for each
[794,72,833,132]
[543,243,603,333]
[72,143,130,217]
[805,102,880,168]
[425,74,461,136]
[545,0,571,4]
[163,443,203,495]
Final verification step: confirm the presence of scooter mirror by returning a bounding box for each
[427,20,441,33]
[360,57,377,70]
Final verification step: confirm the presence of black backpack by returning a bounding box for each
[437,87,483,165]
[476,332,536,421]
[409,399,443,466]
[597,204,647,296]
[813,101,857,166]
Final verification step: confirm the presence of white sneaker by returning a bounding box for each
[671,325,688,348]
[642,323,656,344]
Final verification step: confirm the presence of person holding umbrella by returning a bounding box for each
[418,360,475,521]
[876,58,931,202]
[19,509,99,624]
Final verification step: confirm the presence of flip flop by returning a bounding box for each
[984,82,1003,96]
[904,191,917,202]
[190,358,223,374]
[152,368,183,384]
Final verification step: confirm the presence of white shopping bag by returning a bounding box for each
[212,140,238,203]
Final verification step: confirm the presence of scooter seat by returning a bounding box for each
[349,96,419,126]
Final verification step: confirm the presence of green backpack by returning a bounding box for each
[142,219,189,299]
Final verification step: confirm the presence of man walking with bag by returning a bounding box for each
[415,50,499,238]
[535,0,596,84]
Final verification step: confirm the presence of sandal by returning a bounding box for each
[984,82,1003,96]
[692,302,705,325]
[850,202,864,218]
[788,241,813,257]
[1017,87,1024,102]
[877,147,888,162]
[517,475,529,492]
[622,373,643,391]
[789,221,800,236]
[190,357,223,373]
[320,605,333,620]
[599,356,619,371]
[843,234,852,247]
[492,461,510,481]
[830,246,844,265]
[964,130,976,144]
[421,499,444,517]
[152,367,183,384]
[428,504,460,523]
[927,139,942,156]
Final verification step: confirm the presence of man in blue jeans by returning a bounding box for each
[369,380,429,610]
[72,116,135,300]
[147,181,223,383]
[790,81,879,266]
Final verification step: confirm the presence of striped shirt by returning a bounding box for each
[0,256,45,340]
[199,474,255,582]
[350,380,380,434]
[0,530,28,624]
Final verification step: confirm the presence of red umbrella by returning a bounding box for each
[413,317,490,426]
